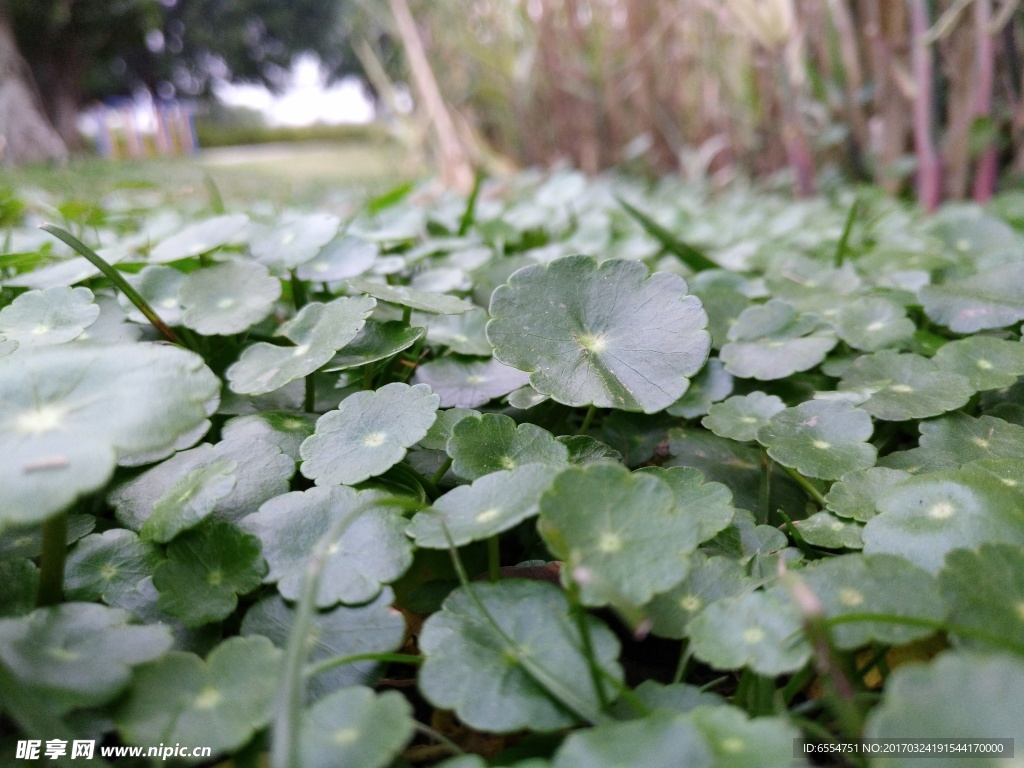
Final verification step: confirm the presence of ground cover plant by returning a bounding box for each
[1,169,1023,767]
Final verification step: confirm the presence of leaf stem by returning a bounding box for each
[41,224,181,346]
[781,465,828,508]
[303,375,316,414]
[270,498,414,768]
[306,652,422,679]
[578,404,597,435]
[833,196,860,267]
[430,457,453,487]
[37,513,68,607]
[289,270,309,310]
[487,535,501,581]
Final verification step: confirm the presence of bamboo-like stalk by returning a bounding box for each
[910,0,942,211]
[972,0,999,202]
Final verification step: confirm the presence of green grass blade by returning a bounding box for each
[617,197,719,273]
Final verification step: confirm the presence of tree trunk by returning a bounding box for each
[0,9,66,166]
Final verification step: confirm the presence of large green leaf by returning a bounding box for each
[0,344,219,529]
[686,589,811,675]
[0,286,99,348]
[346,276,476,314]
[179,260,281,335]
[688,706,807,768]
[824,467,911,522]
[109,437,294,529]
[756,400,876,481]
[719,300,836,380]
[864,652,1024,767]
[300,382,439,485]
[538,464,700,608]
[831,296,915,352]
[300,687,415,768]
[240,487,412,607]
[702,392,785,443]
[932,336,1024,390]
[413,356,531,408]
[249,213,340,271]
[241,589,405,696]
[644,554,750,639]
[149,213,248,263]
[795,553,946,649]
[115,635,280,758]
[295,235,378,281]
[152,521,266,627]
[864,470,1024,573]
[634,466,736,543]
[838,351,975,421]
[65,529,163,604]
[447,413,569,480]
[919,261,1024,332]
[418,580,622,732]
[324,320,424,372]
[0,603,172,714]
[409,463,562,548]
[939,545,1024,652]
[226,296,375,395]
[553,711,713,768]
[487,255,710,412]
[140,460,237,543]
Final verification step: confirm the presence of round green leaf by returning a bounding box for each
[839,350,975,421]
[864,651,1024,766]
[702,392,785,443]
[553,711,712,768]
[419,407,480,451]
[250,213,340,271]
[0,286,99,347]
[824,467,911,522]
[413,356,531,408]
[296,235,378,281]
[65,529,163,604]
[933,335,1024,390]
[227,296,375,395]
[939,544,1024,652]
[913,413,1024,469]
[797,553,946,649]
[919,261,1024,332]
[0,559,37,618]
[447,413,569,480]
[611,680,723,719]
[115,635,280,757]
[687,589,811,675]
[346,276,476,314]
[757,400,876,480]
[149,213,248,263]
[0,602,173,714]
[791,512,863,549]
[153,521,267,627]
[688,706,806,768]
[141,459,237,543]
[487,255,710,413]
[324,320,425,372]
[409,463,562,548]
[0,514,94,559]
[420,308,492,355]
[558,435,623,465]
[864,470,1024,573]
[109,437,294,529]
[644,554,750,640]
[832,296,915,351]
[122,265,187,326]
[241,589,405,697]
[719,300,837,381]
[0,344,219,529]
[418,579,622,732]
[666,357,734,418]
[539,464,699,608]
[300,686,414,768]
[507,384,550,410]
[180,260,281,335]
[220,411,315,461]
[300,383,439,485]
[240,487,412,607]
[634,466,736,544]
